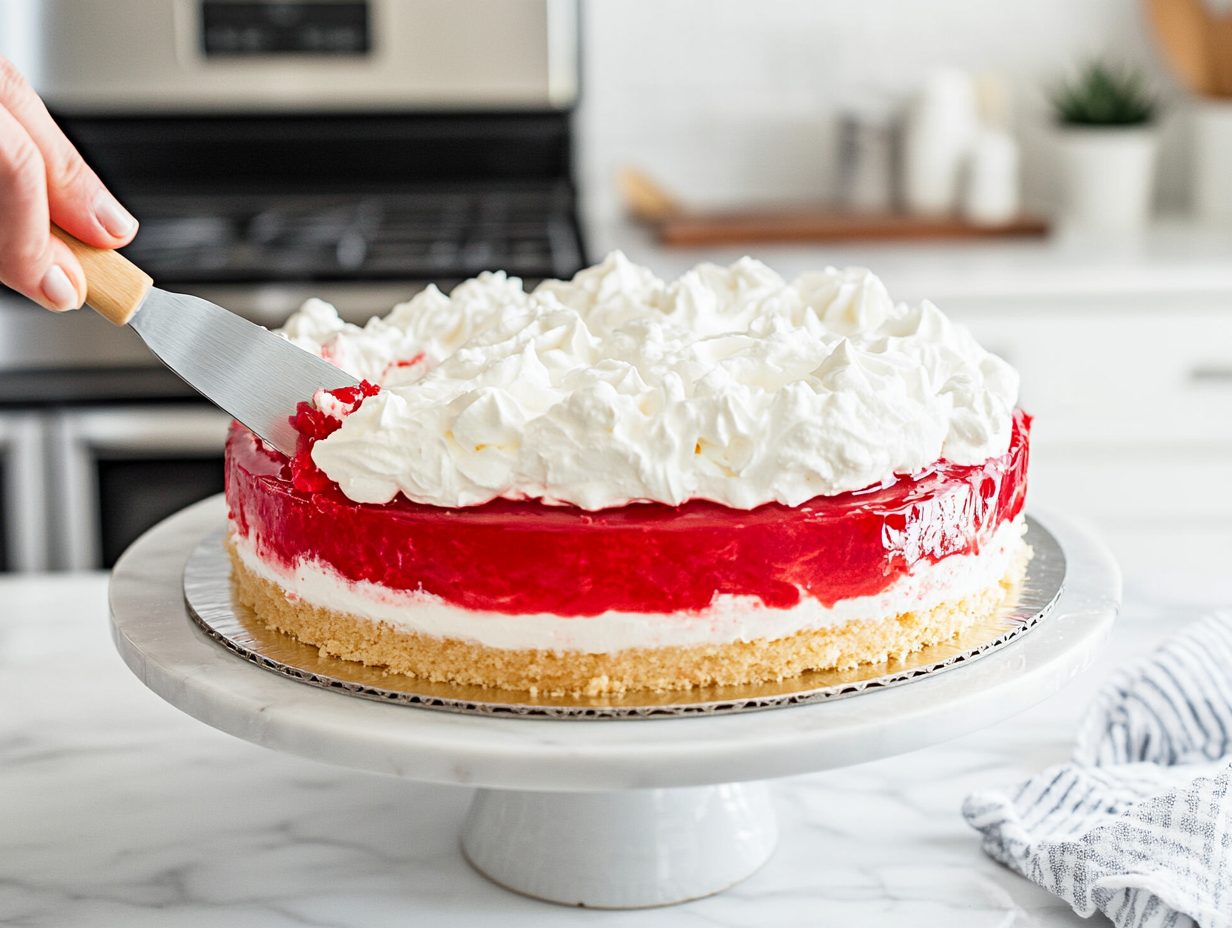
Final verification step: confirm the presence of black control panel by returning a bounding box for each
[201,2,370,56]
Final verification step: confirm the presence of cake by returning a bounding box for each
[225,254,1030,696]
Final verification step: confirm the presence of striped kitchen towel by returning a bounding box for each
[963,611,1232,928]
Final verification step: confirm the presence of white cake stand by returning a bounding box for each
[109,497,1120,909]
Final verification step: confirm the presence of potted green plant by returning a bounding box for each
[1051,62,1160,236]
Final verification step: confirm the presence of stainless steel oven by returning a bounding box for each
[51,405,232,569]
[0,0,582,570]
[0,412,48,572]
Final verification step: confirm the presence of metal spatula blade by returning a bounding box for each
[51,224,359,456]
[129,289,359,455]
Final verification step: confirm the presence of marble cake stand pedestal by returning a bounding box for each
[109,498,1120,909]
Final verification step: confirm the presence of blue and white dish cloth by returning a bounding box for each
[964,611,1232,928]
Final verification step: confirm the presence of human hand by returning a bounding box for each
[0,53,138,311]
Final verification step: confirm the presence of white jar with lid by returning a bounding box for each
[903,69,979,215]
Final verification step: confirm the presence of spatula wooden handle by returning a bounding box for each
[50,224,152,325]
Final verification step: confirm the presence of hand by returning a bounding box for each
[0,53,138,311]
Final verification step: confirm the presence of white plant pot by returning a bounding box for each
[1056,126,1158,237]
[1193,101,1232,229]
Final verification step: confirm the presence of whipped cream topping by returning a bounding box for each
[279,253,1018,510]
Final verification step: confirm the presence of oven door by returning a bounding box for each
[51,405,233,569]
[0,412,49,572]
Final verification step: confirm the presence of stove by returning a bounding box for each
[0,0,581,572]
[59,108,585,300]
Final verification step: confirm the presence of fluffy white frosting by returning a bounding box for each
[279,252,1018,510]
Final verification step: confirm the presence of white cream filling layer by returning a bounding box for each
[231,516,1025,654]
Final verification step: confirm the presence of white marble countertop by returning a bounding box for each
[0,564,1215,927]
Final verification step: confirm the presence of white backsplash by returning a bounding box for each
[0,0,1196,232]
[576,0,1190,226]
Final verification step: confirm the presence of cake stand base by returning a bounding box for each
[109,498,1120,913]
[460,783,777,908]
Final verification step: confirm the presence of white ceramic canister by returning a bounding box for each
[903,68,979,215]
[1055,126,1158,236]
[1193,101,1232,229]
[961,127,1021,226]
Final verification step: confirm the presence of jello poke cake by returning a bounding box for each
[224,253,1030,696]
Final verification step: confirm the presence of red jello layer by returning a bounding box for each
[225,410,1030,617]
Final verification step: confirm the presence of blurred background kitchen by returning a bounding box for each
[0,0,1230,608]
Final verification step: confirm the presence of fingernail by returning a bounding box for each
[41,265,80,311]
[93,191,137,238]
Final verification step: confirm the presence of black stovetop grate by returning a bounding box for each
[120,186,584,284]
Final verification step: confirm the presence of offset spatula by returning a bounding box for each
[52,225,360,456]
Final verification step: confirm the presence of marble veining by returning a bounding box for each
[0,573,1204,926]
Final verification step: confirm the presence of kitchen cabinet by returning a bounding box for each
[946,291,1232,593]
[947,293,1232,445]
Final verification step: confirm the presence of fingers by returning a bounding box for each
[0,101,87,310]
[0,53,137,250]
